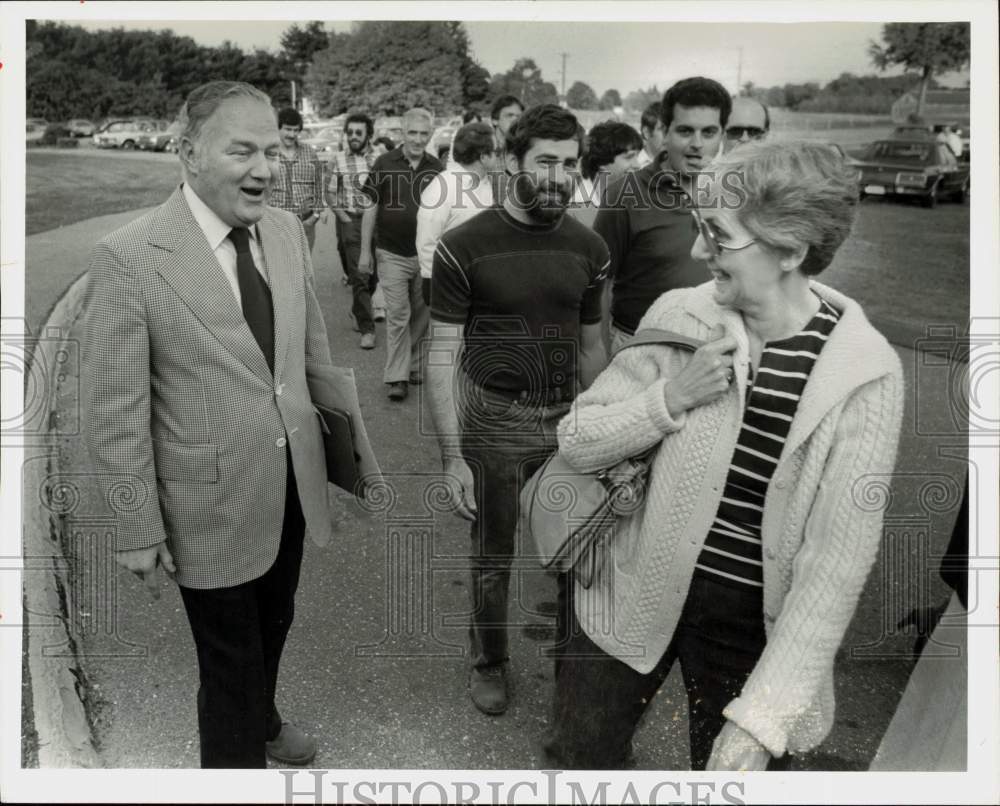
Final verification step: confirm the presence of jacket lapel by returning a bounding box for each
[148,188,272,384]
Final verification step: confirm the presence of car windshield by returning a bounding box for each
[866,141,933,164]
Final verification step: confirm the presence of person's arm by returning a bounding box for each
[578,323,608,390]
[425,319,476,521]
[716,363,904,762]
[358,163,380,274]
[416,177,451,279]
[327,160,352,224]
[81,241,176,599]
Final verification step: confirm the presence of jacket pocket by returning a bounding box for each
[152,439,219,483]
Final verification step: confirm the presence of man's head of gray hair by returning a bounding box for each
[402,107,434,129]
[178,81,274,145]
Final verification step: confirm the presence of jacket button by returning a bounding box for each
[276,437,287,448]
[775,479,786,489]
[275,384,284,396]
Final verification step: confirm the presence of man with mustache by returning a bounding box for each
[425,105,609,716]
[596,77,731,351]
[329,113,381,349]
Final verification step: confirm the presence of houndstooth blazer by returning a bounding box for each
[81,187,382,589]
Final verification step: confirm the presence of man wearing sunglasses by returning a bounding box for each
[725,97,770,150]
[329,113,380,349]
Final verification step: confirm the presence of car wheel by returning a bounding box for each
[921,181,939,209]
[121,140,135,150]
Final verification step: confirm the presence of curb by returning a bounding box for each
[21,271,102,768]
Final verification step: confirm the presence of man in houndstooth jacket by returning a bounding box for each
[80,81,381,768]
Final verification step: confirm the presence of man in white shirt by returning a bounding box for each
[416,122,499,304]
[634,101,665,169]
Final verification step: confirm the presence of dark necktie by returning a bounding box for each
[227,227,274,373]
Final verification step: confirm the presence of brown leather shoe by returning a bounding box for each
[265,721,317,765]
[387,381,408,401]
[469,665,508,715]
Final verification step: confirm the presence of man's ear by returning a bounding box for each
[178,136,198,176]
[505,151,519,176]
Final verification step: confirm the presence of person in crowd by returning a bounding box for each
[463,109,483,124]
[596,76,731,352]
[945,124,963,159]
[80,81,381,768]
[725,97,770,149]
[371,136,395,158]
[416,122,498,305]
[360,108,444,401]
[426,105,609,717]
[329,112,380,349]
[545,140,904,771]
[635,101,665,169]
[490,94,525,158]
[573,120,643,209]
[269,107,325,251]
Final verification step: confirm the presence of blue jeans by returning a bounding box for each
[545,572,783,770]
[458,383,571,669]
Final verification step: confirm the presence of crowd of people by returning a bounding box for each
[80,74,916,772]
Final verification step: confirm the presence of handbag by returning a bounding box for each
[518,328,704,588]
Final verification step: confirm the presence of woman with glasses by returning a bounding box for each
[544,140,904,770]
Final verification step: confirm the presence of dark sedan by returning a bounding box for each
[856,137,969,208]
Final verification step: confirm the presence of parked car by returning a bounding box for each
[93,118,159,150]
[27,117,49,129]
[138,120,182,152]
[301,124,342,161]
[26,120,47,142]
[66,118,96,138]
[855,134,969,208]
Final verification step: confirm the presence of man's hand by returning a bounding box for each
[115,542,176,601]
[706,720,771,771]
[336,210,352,225]
[442,456,477,522]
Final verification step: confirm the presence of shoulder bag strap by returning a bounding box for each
[611,327,704,357]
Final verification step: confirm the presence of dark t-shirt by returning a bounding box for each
[431,207,610,395]
[362,147,444,257]
[594,156,708,335]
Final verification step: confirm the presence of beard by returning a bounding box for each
[511,174,570,224]
[348,137,368,154]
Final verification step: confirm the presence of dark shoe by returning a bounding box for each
[387,381,408,401]
[469,665,508,715]
[360,332,376,350]
[265,722,317,766]
[408,371,423,385]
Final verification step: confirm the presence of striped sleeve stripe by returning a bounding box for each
[765,348,819,359]
[435,240,470,292]
[735,444,781,464]
[720,497,764,514]
[710,524,763,543]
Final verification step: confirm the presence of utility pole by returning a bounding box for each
[558,52,569,99]
[736,47,743,94]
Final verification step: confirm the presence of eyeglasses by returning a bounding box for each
[690,208,757,256]
[346,128,367,137]
[725,126,766,140]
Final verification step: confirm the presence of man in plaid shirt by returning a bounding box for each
[271,107,325,251]
[328,113,380,349]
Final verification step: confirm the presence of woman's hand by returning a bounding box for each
[663,324,737,418]
[706,720,771,771]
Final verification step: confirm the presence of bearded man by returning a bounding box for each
[424,105,609,716]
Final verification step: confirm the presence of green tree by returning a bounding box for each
[869,23,970,116]
[566,81,599,110]
[623,85,661,113]
[489,58,559,107]
[304,22,465,116]
[598,88,622,110]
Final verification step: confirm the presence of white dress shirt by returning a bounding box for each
[182,182,268,307]
[416,166,494,280]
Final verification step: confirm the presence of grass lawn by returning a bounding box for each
[824,198,969,346]
[26,151,181,235]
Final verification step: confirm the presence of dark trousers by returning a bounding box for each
[546,571,782,770]
[459,384,570,669]
[179,461,305,768]
[337,214,377,334]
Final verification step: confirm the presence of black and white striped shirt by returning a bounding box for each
[693,297,841,589]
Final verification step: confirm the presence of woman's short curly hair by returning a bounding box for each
[706,140,860,276]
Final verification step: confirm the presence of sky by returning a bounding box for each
[60,11,971,97]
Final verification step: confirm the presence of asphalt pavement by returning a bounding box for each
[22,211,969,770]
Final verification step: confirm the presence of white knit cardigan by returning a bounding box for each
[557,280,904,757]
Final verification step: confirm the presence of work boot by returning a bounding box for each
[469,664,508,715]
